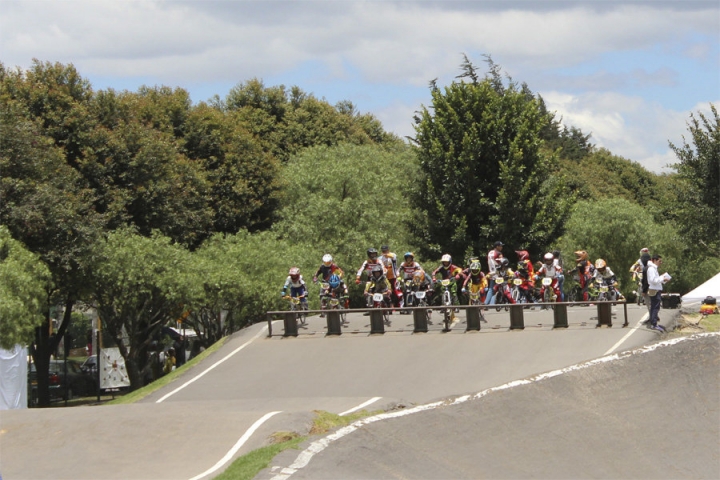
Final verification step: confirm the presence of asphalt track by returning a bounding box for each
[2,305,716,479]
[262,332,720,479]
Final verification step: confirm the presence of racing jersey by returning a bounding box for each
[356,260,385,280]
[397,261,423,280]
[283,275,306,290]
[315,263,344,281]
[432,264,462,280]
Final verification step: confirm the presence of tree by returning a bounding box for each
[669,104,720,255]
[89,229,190,389]
[0,226,51,350]
[273,143,419,305]
[410,57,574,263]
[183,104,281,236]
[554,197,703,296]
[0,97,104,406]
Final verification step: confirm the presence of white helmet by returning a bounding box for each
[543,252,554,263]
[441,254,452,264]
[322,254,333,266]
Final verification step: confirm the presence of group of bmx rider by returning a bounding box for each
[281,243,631,315]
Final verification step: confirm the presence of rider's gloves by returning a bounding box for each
[461,288,467,294]
[355,277,361,285]
[280,291,286,296]
[312,276,318,283]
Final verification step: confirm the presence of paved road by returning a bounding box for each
[261,333,720,479]
[0,304,672,480]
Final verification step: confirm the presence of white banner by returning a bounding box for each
[99,347,130,389]
[0,345,28,409]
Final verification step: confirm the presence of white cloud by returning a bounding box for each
[543,92,718,173]
[1,0,717,174]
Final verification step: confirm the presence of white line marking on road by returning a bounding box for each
[189,411,281,480]
[339,397,382,416]
[156,325,268,403]
[603,312,649,355]
[270,332,720,480]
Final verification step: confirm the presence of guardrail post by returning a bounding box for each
[622,302,629,327]
[466,307,482,331]
[413,308,429,333]
[509,304,525,330]
[553,303,569,328]
[597,303,612,327]
[326,310,342,336]
[370,310,385,334]
[283,312,298,337]
[266,314,273,337]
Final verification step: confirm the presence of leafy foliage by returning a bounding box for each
[0,226,51,349]
[410,58,574,262]
[558,198,683,294]
[669,104,720,255]
[89,229,190,389]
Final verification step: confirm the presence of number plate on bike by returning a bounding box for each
[513,278,522,285]
[441,279,450,286]
[415,291,426,299]
[373,293,384,302]
[495,277,504,284]
[542,278,552,286]
[599,286,608,292]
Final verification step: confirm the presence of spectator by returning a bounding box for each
[646,254,670,332]
[163,348,176,375]
[639,252,652,319]
[485,241,504,305]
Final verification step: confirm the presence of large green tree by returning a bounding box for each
[411,57,574,262]
[669,104,720,255]
[0,226,51,350]
[556,198,684,297]
[0,96,103,406]
[89,229,190,389]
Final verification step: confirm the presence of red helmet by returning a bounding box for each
[515,250,529,262]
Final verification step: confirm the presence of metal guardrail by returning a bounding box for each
[266,301,628,337]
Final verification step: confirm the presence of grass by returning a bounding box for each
[214,409,383,480]
[677,312,720,333]
[106,336,228,405]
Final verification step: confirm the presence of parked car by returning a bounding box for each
[80,355,98,375]
[28,359,98,405]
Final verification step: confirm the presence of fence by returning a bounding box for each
[265,301,628,337]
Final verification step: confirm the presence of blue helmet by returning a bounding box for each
[328,274,341,289]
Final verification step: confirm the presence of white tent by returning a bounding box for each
[681,272,720,304]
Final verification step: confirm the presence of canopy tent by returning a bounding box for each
[681,272,720,304]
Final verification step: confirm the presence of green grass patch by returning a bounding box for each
[214,409,383,480]
[106,336,228,405]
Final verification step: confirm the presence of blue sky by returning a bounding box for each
[1,0,718,172]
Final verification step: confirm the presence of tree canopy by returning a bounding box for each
[410,57,574,263]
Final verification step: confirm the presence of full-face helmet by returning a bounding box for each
[515,250,530,262]
[289,267,300,281]
[370,263,384,279]
[328,274,341,289]
[543,252,554,265]
[322,254,333,266]
[595,259,607,271]
[441,254,452,267]
[413,270,425,286]
[574,250,588,262]
[367,248,378,259]
[470,262,481,275]
[404,252,414,262]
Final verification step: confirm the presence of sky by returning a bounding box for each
[1,0,718,173]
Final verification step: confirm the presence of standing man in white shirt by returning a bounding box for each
[646,254,670,332]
